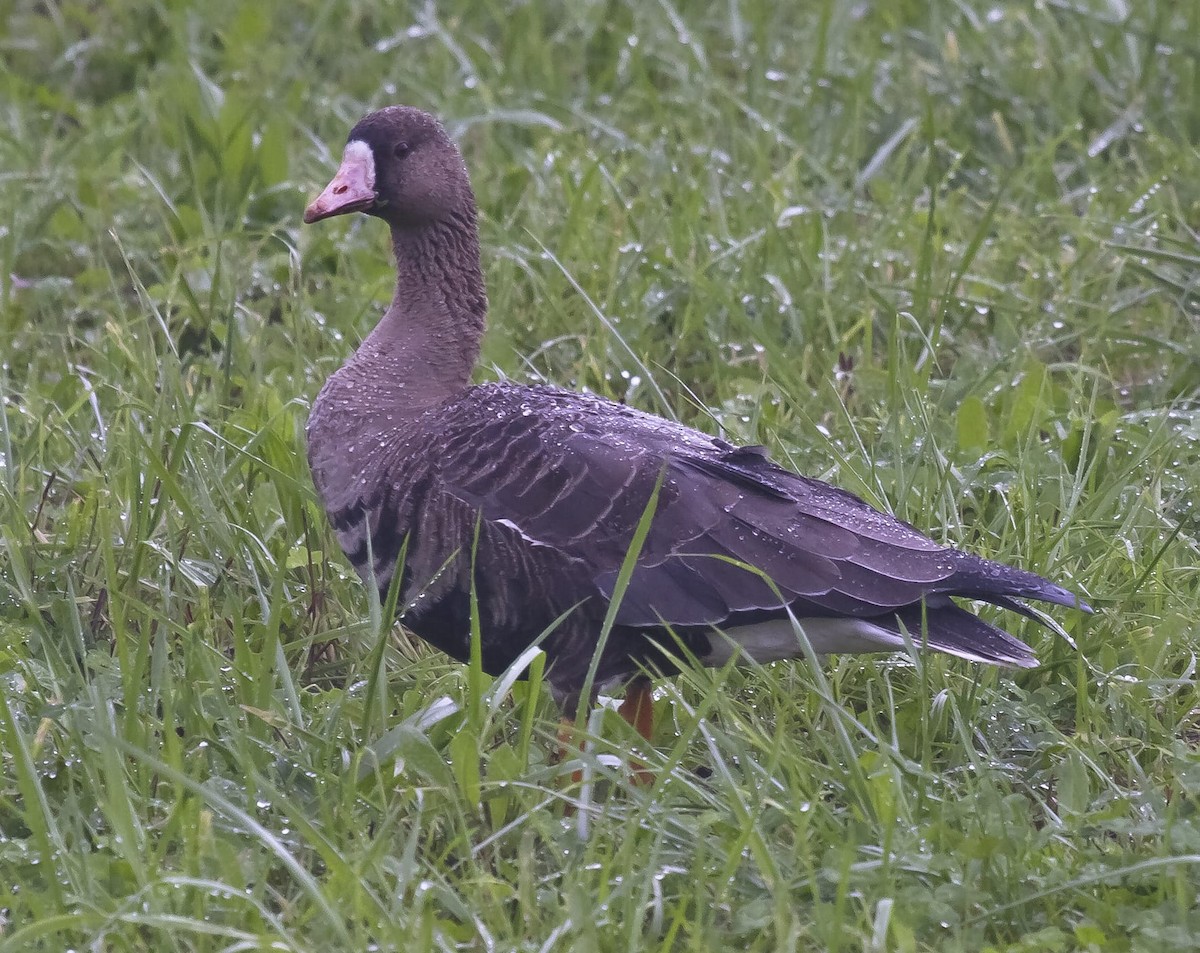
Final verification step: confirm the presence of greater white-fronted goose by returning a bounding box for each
[303,106,1089,741]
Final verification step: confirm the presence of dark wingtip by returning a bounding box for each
[892,603,1041,668]
[1028,581,1093,615]
[952,557,1092,616]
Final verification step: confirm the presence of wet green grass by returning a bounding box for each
[2,0,1200,949]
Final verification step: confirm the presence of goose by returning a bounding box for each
[303,105,1089,745]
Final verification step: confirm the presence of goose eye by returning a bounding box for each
[393,141,411,159]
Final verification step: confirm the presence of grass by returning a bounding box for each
[2,0,1199,949]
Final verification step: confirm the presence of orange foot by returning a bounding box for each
[617,676,655,786]
[556,677,657,812]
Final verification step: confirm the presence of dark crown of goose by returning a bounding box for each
[304,106,472,228]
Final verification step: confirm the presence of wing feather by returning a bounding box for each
[429,385,984,628]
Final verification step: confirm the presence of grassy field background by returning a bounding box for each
[2,0,1199,949]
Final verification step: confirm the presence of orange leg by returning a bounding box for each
[556,679,656,812]
[618,677,655,786]
[556,717,584,787]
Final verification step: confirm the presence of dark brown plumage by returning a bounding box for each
[304,105,1089,714]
